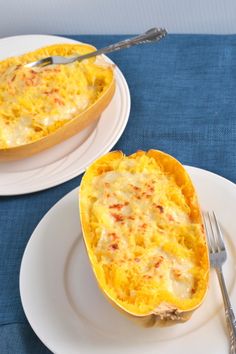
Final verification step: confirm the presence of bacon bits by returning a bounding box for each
[111,213,125,222]
[109,202,129,210]
[157,205,164,213]
[154,256,164,268]
[153,203,164,213]
[111,243,119,250]
[54,97,65,106]
[43,88,59,95]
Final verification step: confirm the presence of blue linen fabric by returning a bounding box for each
[0,34,236,353]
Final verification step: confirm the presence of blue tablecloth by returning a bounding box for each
[0,34,236,353]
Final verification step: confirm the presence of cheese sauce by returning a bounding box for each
[90,162,198,302]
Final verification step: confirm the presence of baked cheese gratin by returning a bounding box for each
[0,43,115,159]
[79,150,209,326]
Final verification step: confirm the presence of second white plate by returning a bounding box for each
[20,166,236,354]
[0,35,130,195]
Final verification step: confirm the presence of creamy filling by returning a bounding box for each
[91,170,195,300]
[0,95,90,147]
[0,46,112,148]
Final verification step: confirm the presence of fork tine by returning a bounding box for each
[208,212,220,253]
[212,211,226,251]
[204,212,215,252]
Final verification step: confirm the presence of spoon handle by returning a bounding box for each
[74,27,167,62]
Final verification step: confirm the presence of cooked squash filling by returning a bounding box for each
[0,44,113,148]
[81,152,209,315]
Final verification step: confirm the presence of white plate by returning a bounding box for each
[0,35,130,195]
[19,166,236,354]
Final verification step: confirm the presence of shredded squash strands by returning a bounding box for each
[0,43,114,149]
[79,150,209,326]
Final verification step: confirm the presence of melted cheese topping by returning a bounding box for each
[0,44,113,148]
[84,154,208,314]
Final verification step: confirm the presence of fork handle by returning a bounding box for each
[216,268,236,354]
[72,28,167,63]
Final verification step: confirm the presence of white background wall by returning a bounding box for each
[1,0,236,37]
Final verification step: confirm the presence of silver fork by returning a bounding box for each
[25,27,167,68]
[204,211,236,354]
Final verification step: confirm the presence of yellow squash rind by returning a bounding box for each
[79,150,209,327]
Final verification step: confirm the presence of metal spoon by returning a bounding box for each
[25,27,167,68]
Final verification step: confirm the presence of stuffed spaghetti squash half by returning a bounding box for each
[0,43,115,160]
[79,150,209,326]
